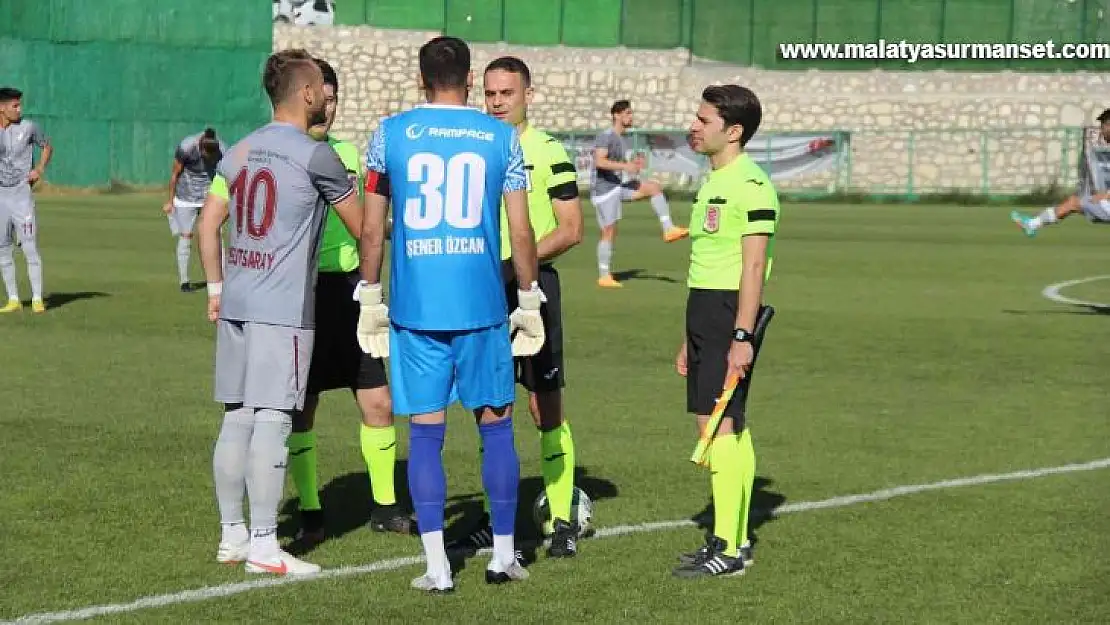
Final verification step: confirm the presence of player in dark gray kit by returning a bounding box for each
[590,99,687,289]
[162,128,226,292]
[196,49,362,577]
[0,87,53,314]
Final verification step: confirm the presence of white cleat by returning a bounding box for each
[485,556,529,585]
[411,572,454,593]
[244,549,321,576]
[215,540,250,565]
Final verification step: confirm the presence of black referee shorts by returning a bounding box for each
[685,289,772,431]
[306,271,388,395]
[505,264,565,394]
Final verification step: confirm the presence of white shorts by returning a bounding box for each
[590,183,640,228]
[1080,195,1110,222]
[214,320,315,411]
[170,197,202,236]
[0,183,36,247]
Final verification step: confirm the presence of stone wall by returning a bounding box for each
[275,24,1107,194]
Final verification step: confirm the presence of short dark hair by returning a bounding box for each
[611,100,631,116]
[0,87,22,103]
[315,57,339,94]
[484,56,531,88]
[1098,108,1110,124]
[419,37,470,92]
[199,128,220,156]
[702,85,762,146]
[262,49,319,106]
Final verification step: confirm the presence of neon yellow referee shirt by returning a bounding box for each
[499,124,578,261]
[687,152,780,290]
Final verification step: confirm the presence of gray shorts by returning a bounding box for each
[214,320,315,411]
[1080,195,1110,222]
[0,184,36,246]
[171,197,202,236]
[590,182,640,228]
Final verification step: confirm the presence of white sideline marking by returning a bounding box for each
[1041,275,1110,309]
[7,457,1110,624]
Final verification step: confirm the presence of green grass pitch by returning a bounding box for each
[2,194,1109,623]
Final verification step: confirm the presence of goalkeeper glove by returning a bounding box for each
[354,281,390,358]
[509,281,546,357]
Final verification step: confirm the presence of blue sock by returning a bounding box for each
[479,417,520,536]
[408,422,447,534]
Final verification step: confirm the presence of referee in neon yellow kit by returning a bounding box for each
[285,57,411,544]
[674,84,779,579]
[450,56,586,559]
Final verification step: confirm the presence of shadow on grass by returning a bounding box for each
[612,268,681,284]
[278,463,619,566]
[688,475,788,551]
[31,291,110,310]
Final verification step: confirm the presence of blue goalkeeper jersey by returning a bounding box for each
[365,104,527,332]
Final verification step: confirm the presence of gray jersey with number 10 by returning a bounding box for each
[216,122,354,329]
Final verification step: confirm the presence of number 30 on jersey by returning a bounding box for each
[405,152,486,230]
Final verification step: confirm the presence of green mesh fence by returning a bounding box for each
[621,0,685,49]
[337,0,1108,70]
[504,1,562,45]
[444,0,503,42]
[2,0,271,188]
[365,0,444,30]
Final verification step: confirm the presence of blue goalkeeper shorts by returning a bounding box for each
[388,321,515,415]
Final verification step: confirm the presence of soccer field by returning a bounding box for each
[3,194,1109,624]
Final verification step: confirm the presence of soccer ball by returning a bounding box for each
[533,487,593,538]
[273,0,335,26]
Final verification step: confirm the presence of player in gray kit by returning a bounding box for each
[162,128,226,292]
[196,49,363,577]
[591,99,687,289]
[0,87,53,314]
[1011,108,1110,237]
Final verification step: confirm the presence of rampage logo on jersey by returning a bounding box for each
[405,123,494,142]
[405,236,486,258]
[226,246,276,270]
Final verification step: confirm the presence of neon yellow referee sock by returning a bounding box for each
[709,432,742,557]
[540,422,576,523]
[737,428,757,546]
[287,431,320,512]
[360,424,397,506]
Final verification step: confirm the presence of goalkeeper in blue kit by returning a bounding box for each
[355,36,546,593]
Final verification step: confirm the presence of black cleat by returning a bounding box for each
[294,508,326,545]
[546,519,578,558]
[370,504,414,535]
[679,535,753,567]
[447,513,494,552]
[485,553,529,585]
[180,282,193,293]
[673,536,745,579]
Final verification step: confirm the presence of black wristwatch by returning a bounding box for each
[733,328,754,343]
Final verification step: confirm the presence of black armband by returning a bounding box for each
[548,181,579,201]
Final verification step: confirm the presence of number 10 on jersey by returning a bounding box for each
[404,152,486,230]
[229,167,277,240]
